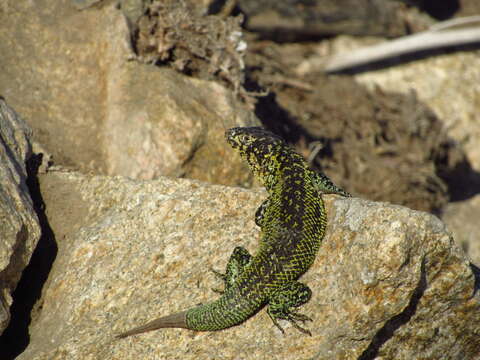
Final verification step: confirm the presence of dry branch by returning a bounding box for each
[324,26,480,73]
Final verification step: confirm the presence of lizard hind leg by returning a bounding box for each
[267,281,313,336]
[210,246,252,294]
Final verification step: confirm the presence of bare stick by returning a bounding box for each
[324,27,480,73]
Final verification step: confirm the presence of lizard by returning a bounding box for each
[116,126,350,338]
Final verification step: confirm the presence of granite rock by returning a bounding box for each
[0,99,41,334]
[0,0,257,184]
[16,170,480,359]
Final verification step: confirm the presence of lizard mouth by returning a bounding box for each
[225,128,239,148]
[225,127,273,146]
[225,127,250,150]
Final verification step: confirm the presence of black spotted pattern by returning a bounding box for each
[185,127,341,333]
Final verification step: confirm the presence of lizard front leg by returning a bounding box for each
[211,246,252,294]
[309,170,351,197]
[267,281,313,335]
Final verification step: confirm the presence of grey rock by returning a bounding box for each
[355,48,480,173]
[237,0,431,38]
[104,64,257,185]
[442,194,480,266]
[0,0,256,184]
[0,0,108,173]
[0,99,41,334]
[17,170,480,359]
[71,0,103,10]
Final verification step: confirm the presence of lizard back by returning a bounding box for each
[116,126,348,338]
[185,127,326,331]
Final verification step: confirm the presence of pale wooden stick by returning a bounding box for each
[324,27,480,73]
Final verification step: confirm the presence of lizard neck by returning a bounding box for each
[261,150,309,194]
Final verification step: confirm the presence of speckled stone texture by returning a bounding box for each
[16,170,480,360]
[0,99,41,334]
[0,0,257,184]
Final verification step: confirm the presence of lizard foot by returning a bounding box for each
[210,268,226,294]
[210,246,252,293]
[267,281,313,336]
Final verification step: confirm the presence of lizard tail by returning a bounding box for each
[116,310,189,338]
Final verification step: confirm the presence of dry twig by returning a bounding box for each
[324,17,480,73]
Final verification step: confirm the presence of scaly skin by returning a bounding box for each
[116,127,350,338]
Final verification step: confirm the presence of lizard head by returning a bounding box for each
[225,127,295,187]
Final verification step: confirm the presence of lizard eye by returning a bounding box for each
[238,134,249,144]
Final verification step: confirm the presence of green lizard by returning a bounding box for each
[116,127,350,338]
